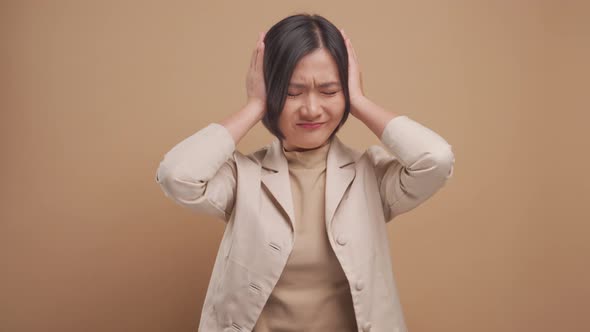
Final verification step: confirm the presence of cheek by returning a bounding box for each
[327,94,345,107]
[327,99,345,118]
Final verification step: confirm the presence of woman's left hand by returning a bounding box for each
[340,29,366,117]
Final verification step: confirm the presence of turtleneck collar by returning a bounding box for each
[281,137,332,170]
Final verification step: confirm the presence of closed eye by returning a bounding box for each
[287,91,340,97]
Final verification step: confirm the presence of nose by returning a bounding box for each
[300,94,321,119]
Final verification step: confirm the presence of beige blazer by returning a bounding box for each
[155,115,455,332]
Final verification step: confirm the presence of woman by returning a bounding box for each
[156,13,455,332]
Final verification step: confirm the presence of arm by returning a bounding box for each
[339,30,454,221]
[355,97,455,222]
[155,102,265,222]
[155,30,267,222]
[156,104,259,222]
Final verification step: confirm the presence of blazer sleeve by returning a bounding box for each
[155,123,237,223]
[368,115,455,222]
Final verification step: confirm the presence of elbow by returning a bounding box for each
[155,162,165,185]
[429,145,455,180]
[155,162,205,201]
[155,162,176,199]
[155,161,174,187]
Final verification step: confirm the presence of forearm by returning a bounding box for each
[155,122,238,221]
[366,103,455,219]
[353,96,400,140]
[217,101,265,145]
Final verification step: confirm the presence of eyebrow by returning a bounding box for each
[288,81,340,88]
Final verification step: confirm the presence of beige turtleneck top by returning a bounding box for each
[252,136,358,332]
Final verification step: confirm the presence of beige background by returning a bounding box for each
[2,1,589,331]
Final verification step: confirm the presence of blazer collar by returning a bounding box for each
[260,135,356,232]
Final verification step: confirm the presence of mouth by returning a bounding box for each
[297,122,324,129]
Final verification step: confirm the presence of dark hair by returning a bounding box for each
[261,13,350,141]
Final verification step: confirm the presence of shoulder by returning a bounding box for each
[343,141,365,161]
[231,139,392,168]
[230,142,272,167]
[364,144,397,167]
[334,136,395,167]
[335,137,393,169]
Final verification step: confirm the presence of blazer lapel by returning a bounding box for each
[260,138,295,229]
[325,135,356,229]
[261,135,356,232]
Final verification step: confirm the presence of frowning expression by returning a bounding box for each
[279,48,345,152]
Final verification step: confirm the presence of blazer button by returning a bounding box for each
[336,234,348,246]
[363,321,372,331]
[356,279,365,291]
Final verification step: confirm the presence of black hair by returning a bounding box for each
[261,13,350,141]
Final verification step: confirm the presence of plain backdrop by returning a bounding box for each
[2,1,589,331]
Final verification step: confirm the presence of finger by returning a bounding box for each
[254,32,265,70]
[347,38,358,61]
[250,34,261,69]
[345,39,355,69]
[342,30,353,54]
[250,46,257,70]
[256,42,264,73]
[343,35,353,59]
[255,37,265,72]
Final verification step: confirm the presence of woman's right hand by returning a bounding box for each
[245,31,267,115]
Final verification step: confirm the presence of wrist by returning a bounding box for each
[350,95,369,116]
[246,98,265,109]
[244,100,266,120]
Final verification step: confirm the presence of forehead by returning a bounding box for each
[289,48,340,86]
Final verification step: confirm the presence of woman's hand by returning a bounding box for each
[246,31,267,117]
[340,29,366,118]
[339,29,399,139]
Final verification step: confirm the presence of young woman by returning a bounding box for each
[156,13,455,332]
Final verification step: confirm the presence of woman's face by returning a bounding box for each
[279,48,345,152]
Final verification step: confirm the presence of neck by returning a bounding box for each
[282,137,332,152]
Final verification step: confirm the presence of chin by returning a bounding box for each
[283,126,334,150]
